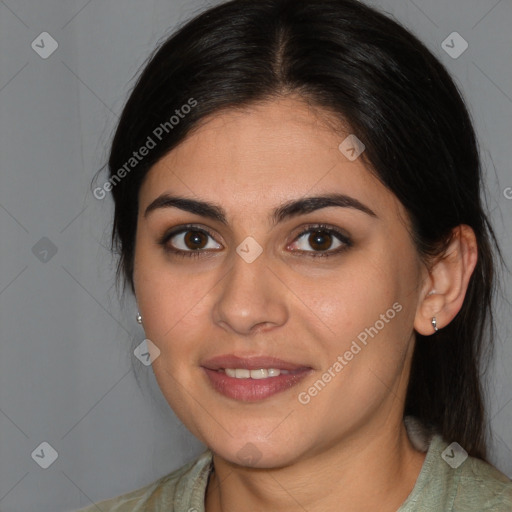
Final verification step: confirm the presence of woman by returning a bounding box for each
[79,0,512,510]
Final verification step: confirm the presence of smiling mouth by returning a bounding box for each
[201,355,312,401]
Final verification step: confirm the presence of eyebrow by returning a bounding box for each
[144,193,377,224]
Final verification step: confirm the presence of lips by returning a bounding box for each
[201,354,313,402]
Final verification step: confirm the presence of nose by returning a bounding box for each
[211,250,289,335]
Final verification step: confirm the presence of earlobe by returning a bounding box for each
[414,289,444,335]
[414,225,478,336]
[431,316,439,333]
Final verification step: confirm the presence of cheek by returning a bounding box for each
[133,237,220,366]
[307,248,417,380]
[308,255,400,340]
[135,270,206,346]
[133,234,190,341]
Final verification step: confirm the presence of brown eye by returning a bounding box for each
[288,225,352,257]
[161,227,222,254]
[183,230,208,250]
[308,230,333,251]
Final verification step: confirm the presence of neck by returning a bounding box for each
[205,418,426,512]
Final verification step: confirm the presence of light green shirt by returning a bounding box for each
[74,432,512,511]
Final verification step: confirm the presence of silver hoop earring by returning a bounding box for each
[431,316,438,333]
[136,312,143,324]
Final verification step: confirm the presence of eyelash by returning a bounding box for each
[158,223,352,259]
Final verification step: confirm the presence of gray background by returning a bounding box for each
[0,0,511,510]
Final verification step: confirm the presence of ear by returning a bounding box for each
[414,225,478,336]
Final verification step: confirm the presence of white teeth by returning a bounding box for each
[250,369,268,379]
[223,368,282,379]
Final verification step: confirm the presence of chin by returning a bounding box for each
[207,435,306,469]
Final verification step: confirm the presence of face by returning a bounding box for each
[133,96,427,468]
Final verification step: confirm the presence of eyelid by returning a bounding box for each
[158,222,352,258]
[287,223,352,254]
[158,223,221,246]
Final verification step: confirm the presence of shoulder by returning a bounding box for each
[401,419,512,512]
[453,451,512,511]
[425,436,512,511]
[72,449,213,512]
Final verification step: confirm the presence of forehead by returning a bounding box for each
[139,96,402,223]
